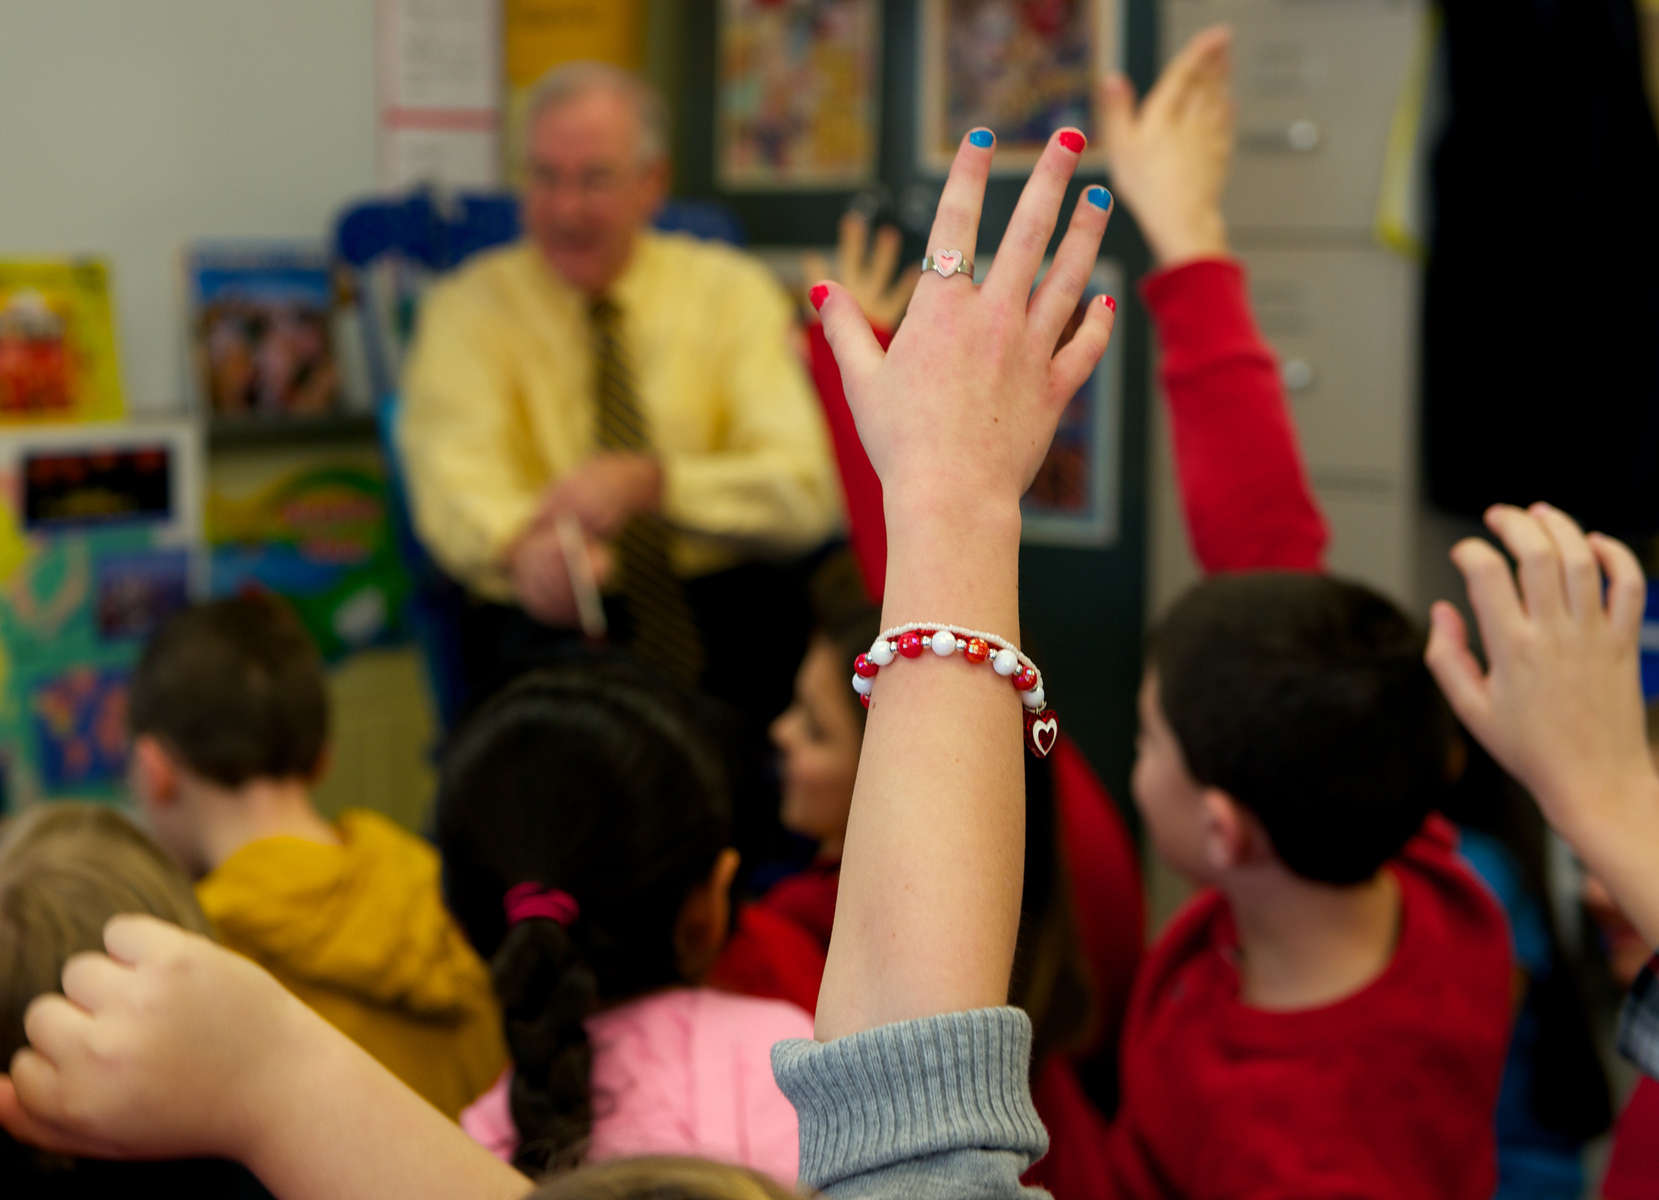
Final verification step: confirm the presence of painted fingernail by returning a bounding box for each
[1058,129,1087,153]
[1086,185,1112,210]
[809,284,829,311]
[968,128,994,148]
[1101,295,1117,312]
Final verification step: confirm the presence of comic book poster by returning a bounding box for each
[207,449,410,662]
[187,244,342,419]
[919,0,1119,172]
[1021,261,1121,546]
[0,423,200,810]
[0,259,125,424]
[718,0,881,189]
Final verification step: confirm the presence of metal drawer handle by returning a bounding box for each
[1241,118,1322,153]
[1282,358,1316,392]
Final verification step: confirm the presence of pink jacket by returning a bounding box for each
[462,986,812,1183]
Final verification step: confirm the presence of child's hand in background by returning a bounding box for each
[1101,25,1234,268]
[803,209,917,332]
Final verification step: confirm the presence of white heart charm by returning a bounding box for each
[1026,713,1058,758]
[934,250,961,276]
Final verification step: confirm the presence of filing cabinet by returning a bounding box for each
[1164,0,1419,235]
[1147,0,1423,617]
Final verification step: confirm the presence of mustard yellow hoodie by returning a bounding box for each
[197,810,505,1119]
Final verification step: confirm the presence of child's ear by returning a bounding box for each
[674,847,742,980]
[1200,789,1253,872]
[129,736,180,809]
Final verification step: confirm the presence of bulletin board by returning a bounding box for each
[0,422,202,810]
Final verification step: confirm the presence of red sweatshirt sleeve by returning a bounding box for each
[807,320,892,599]
[1141,258,1329,573]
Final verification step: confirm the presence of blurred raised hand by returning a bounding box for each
[1101,24,1235,268]
[803,209,917,332]
[1425,502,1659,950]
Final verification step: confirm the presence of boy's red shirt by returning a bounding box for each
[1102,816,1513,1199]
[1602,1076,1659,1200]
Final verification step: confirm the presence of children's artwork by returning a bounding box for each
[1021,260,1121,546]
[21,444,174,532]
[0,422,200,809]
[919,0,1119,173]
[717,0,881,190]
[28,666,132,790]
[207,450,410,661]
[94,548,192,642]
[0,258,125,424]
[187,244,342,419]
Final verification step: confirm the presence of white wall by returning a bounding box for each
[0,1,378,415]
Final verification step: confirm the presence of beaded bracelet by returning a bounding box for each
[851,622,1059,758]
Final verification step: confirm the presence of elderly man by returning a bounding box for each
[399,62,842,721]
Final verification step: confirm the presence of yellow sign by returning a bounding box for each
[503,0,647,180]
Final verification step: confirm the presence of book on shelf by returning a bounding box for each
[0,257,125,424]
[187,242,371,422]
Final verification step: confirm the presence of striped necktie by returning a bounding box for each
[589,297,705,686]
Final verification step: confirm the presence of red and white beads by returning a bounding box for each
[850,622,1057,757]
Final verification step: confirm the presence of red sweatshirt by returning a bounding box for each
[1104,818,1513,1199]
[1603,1076,1659,1200]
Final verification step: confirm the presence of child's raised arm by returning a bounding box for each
[1425,502,1659,951]
[809,125,1115,1037]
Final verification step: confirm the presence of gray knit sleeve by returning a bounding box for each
[771,1007,1050,1199]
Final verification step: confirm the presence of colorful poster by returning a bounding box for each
[919,0,1119,173]
[1021,261,1121,546]
[503,0,645,182]
[207,450,411,662]
[94,548,192,642]
[29,666,132,791]
[188,244,343,419]
[0,422,201,809]
[717,0,881,190]
[0,258,125,424]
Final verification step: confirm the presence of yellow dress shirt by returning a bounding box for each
[398,233,843,600]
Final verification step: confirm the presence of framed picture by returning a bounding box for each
[919,0,1120,174]
[1021,259,1122,546]
[717,0,882,190]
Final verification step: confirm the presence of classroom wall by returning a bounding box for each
[0,1,377,416]
[0,0,1156,819]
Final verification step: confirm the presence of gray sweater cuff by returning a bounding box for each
[772,1007,1049,1193]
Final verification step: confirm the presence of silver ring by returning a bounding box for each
[921,250,975,280]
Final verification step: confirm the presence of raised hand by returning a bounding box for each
[811,127,1116,527]
[811,126,1115,1039]
[1425,502,1659,949]
[802,209,918,331]
[1100,24,1234,267]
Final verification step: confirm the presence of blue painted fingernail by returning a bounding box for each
[1086,185,1113,210]
[968,128,994,148]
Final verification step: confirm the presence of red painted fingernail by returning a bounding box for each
[1102,295,1117,312]
[809,284,829,310]
[1058,129,1086,153]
